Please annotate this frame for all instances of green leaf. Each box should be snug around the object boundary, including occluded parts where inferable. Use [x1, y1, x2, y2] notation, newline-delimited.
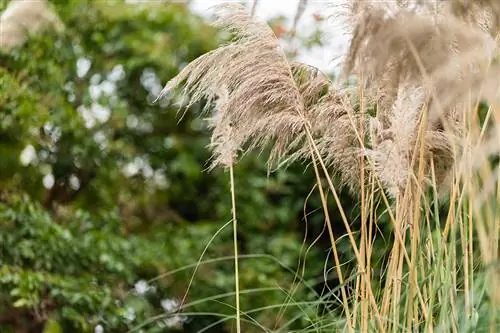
[43, 318, 63, 333]
[12, 298, 29, 308]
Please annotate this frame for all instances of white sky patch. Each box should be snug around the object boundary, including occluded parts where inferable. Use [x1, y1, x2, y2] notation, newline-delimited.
[69, 174, 80, 190]
[93, 131, 108, 149]
[108, 64, 126, 82]
[77, 105, 95, 128]
[124, 307, 136, 322]
[126, 114, 139, 129]
[122, 156, 157, 179]
[163, 136, 175, 149]
[142, 162, 154, 178]
[43, 122, 62, 142]
[90, 73, 102, 85]
[153, 170, 169, 189]
[76, 57, 92, 78]
[20, 145, 37, 166]
[123, 161, 139, 177]
[77, 103, 111, 128]
[158, 298, 186, 328]
[91, 103, 111, 123]
[161, 298, 180, 312]
[190, 0, 350, 74]
[99, 80, 116, 96]
[43, 173, 55, 189]
[134, 280, 150, 295]
[89, 85, 101, 100]
[158, 316, 186, 329]
[140, 68, 163, 96]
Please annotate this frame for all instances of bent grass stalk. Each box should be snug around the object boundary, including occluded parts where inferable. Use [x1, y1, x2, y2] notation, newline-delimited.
[178, 219, 233, 309]
[305, 127, 386, 332]
[229, 164, 241, 333]
[308, 140, 354, 333]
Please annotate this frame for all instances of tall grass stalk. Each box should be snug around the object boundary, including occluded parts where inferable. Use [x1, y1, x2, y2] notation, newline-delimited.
[229, 165, 241, 333]
[309, 141, 354, 333]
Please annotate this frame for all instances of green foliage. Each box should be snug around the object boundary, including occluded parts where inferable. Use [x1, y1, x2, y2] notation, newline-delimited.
[0, 195, 138, 331]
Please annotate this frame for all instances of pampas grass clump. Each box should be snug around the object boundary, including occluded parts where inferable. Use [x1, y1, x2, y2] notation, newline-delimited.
[158, 1, 499, 332]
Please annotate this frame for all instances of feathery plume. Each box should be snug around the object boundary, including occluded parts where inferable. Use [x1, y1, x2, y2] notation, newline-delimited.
[445, 0, 500, 37]
[156, 3, 307, 169]
[157, 3, 363, 193]
[343, 1, 499, 196]
[289, 62, 364, 191]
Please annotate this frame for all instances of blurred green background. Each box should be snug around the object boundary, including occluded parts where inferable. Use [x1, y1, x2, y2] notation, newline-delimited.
[0, 1, 376, 332]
